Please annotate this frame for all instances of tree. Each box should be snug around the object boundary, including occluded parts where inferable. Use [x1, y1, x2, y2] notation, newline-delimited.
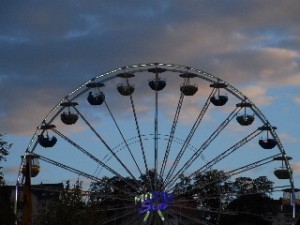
[0, 133, 15, 225]
[220, 176, 276, 225]
[36, 169, 278, 225]
[0, 133, 12, 185]
[36, 180, 86, 225]
[89, 176, 138, 225]
[192, 170, 232, 224]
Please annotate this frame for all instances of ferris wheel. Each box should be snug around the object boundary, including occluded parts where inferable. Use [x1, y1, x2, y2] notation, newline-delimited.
[17, 63, 295, 225]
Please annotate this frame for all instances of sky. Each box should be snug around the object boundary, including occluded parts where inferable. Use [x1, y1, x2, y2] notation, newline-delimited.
[1, 1, 300, 197]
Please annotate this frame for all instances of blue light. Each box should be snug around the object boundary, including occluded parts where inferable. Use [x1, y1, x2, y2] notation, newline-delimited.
[134, 192, 173, 214]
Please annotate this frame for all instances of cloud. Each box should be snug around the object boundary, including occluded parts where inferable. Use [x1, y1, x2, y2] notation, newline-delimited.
[292, 162, 300, 177]
[295, 97, 300, 104]
[2, 166, 19, 175]
[278, 132, 300, 144]
[241, 85, 276, 106]
[1, 0, 300, 137]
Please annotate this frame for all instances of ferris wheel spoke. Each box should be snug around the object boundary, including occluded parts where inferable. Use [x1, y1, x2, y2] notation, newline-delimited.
[102, 208, 138, 224]
[154, 80, 159, 190]
[129, 95, 149, 172]
[168, 208, 215, 225]
[123, 214, 141, 225]
[163, 88, 217, 187]
[32, 153, 136, 197]
[87, 194, 133, 203]
[175, 202, 275, 224]
[164, 210, 189, 225]
[51, 128, 141, 192]
[99, 205, 136, 212]
[93, 197, 133, 204]
[225, 153, 281, 178]
[159, 93, 185, 181]
[145, 212, 155, 225]
[164, 107, 242, 189]
[72, 106, 138, 181]
[189, 129, 263, 178]
[172, 204, 238, 219]
[129, 94, 153, 192]
[169, 154, 279, 196]
[162, 214, 174, 225]
[104, 100, 143, 177]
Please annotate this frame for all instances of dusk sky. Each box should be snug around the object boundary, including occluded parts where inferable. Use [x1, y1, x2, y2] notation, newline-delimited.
[1, 0, 300, 195]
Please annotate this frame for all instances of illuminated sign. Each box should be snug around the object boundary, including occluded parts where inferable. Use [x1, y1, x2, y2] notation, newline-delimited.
[134, 192, 173, 222]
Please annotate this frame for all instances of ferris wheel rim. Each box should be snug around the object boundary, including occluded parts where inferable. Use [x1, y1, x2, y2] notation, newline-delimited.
[16, 62, 296, 224]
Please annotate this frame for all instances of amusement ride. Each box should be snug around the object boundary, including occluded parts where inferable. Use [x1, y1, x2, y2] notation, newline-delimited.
[16, 63, 296, 225]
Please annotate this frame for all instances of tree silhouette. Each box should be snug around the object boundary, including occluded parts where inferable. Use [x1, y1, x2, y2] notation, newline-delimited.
[220, 176, 276, 225]
[35, 169, 277, 225]
[36, 180, 86, 225]
[0, 133, 15, 225]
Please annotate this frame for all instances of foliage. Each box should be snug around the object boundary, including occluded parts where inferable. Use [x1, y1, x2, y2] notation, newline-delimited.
[35, 170, 277, 225]
[0, 133, 15, 225]
[171, 171, 276, 224]
[0, 133, 12, 186]
[173, 170, 234, 224]
[220, 176, 276, 225]
[233, 176, 273, 195]
[36, 180, 86, 225]
[228, 176, 276, 213]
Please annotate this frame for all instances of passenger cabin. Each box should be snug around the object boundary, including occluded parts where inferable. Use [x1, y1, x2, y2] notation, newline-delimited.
[274, 169, 291, 179]
[38, 124, 57, 148]
[87, 91, 105, 105]
[38, 134, 57, 148]
[259, 138, 277, 149]
[60, 102, 79, 125]
[258, 125, 277, 149]
[148, 78, 166, 91]
[86, 82, 105, 105]
[180, 84, 198, 96]
[22, 155, 40, 177]
[148, 67, 166, 91]
[179, 73, 198, 96]
[117, 84, 135, 96]
[236, 102, 255, 126]
[116, 72, 135, 96]
[273, 156, 292, 180]
[210, 95, 228, 106]
[210, 82, 228, 106]
[281, 188, 300, 207]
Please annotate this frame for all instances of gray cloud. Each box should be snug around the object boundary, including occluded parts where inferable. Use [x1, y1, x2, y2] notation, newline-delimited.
[1, 0, 300, 134]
